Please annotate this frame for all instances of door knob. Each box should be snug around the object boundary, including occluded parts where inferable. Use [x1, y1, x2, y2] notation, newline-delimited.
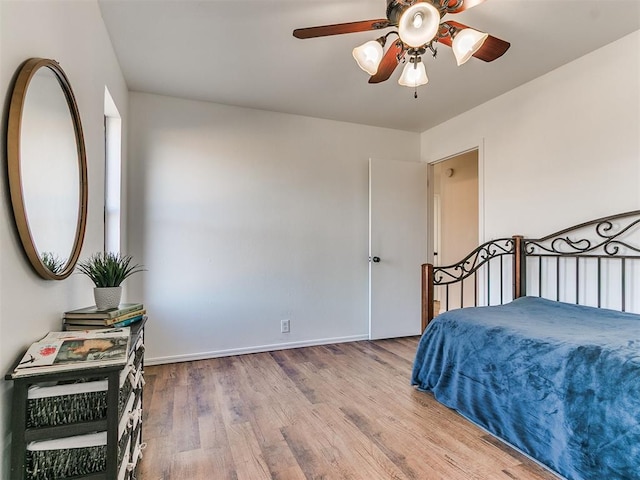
[370, 256, 381, 263]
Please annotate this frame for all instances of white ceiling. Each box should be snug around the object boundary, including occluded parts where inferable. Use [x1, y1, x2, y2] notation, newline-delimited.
[98, 0, 640, 132]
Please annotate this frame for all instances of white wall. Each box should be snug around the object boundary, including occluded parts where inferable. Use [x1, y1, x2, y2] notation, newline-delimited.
[127, 93, 420, 363]
[0, 1, 128, 475]
[422, 30, 640, 240]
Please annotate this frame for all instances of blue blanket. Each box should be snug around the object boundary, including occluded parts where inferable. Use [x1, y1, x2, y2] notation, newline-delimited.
[411, 296, 640, 480]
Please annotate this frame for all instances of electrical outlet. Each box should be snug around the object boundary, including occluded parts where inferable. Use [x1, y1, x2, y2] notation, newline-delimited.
[281, 319, 290, 333]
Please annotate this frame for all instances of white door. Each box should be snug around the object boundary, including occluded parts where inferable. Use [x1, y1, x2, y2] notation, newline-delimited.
[369, 158, 427, 340]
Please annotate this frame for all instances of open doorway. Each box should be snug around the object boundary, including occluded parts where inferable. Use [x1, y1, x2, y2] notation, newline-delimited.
[431, 149, 479, 312]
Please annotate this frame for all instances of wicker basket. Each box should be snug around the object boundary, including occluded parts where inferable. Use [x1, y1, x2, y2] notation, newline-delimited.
[27, 371, 133, 428]
[27, 443, 106, 479]
[26, 430, 131, 480]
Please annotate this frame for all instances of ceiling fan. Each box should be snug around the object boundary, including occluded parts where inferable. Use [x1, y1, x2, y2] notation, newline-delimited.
[293, 0, 510, 93]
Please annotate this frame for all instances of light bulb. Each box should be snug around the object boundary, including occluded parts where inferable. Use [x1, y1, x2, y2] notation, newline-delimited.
[412, 12, 423, 29]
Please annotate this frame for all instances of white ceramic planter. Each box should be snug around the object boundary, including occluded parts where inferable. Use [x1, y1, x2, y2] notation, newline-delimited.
[94, 286, 122, 311]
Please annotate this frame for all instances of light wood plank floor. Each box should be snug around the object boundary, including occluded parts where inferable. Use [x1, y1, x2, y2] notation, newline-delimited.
[139, 337, 559, 480]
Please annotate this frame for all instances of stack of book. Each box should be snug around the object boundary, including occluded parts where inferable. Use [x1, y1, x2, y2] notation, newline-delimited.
[63, 303, 145, 331]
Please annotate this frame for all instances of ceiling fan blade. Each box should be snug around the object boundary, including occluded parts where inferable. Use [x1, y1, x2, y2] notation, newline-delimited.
[369, 39, 406, 84]
[293, 19, 391, 39]
[471, 34, 510, 62]
[438, 21, 510, 62]
[447, 0, 486, 14]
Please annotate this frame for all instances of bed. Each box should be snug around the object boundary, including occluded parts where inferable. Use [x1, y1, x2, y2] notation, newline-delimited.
[412, 211, 640, 480]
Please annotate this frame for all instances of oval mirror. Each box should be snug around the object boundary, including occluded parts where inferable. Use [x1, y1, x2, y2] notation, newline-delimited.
[7, 58, 88, 280]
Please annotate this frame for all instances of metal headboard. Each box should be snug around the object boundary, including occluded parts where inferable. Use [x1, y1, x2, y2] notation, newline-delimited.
[422, 210, 640, 330]
[521, 211, 640, 312]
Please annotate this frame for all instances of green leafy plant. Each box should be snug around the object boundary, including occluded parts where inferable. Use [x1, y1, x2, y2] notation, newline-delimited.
[40, 252, 66, 275]
[76, 252, 145, 287]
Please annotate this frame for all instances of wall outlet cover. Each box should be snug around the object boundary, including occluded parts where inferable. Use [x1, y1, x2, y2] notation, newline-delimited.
[281, 319, 290, 333]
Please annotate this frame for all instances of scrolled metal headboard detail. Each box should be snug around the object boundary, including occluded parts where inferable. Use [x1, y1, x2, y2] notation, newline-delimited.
[520, 210, 640, 312]
[524, 211, 640, 257]
[433, 238, 514, 285]
[422, 237, 517, 330]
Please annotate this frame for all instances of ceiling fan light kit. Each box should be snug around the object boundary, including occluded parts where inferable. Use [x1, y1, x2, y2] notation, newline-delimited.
[293, 0, 510, 97]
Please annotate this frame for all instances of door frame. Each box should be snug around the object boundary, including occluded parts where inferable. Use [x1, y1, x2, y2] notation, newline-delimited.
[426, 139, 485, 265]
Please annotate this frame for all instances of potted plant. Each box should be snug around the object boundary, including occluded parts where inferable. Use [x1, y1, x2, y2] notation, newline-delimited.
[76, 252, 145, 310]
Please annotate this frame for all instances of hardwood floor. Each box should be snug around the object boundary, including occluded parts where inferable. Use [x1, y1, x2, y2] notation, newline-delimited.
[139, 337, 559, 480]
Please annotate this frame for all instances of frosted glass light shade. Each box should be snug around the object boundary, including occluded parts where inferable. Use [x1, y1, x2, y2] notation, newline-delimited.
[452, 28, 489, 66]
[352, 40, 384, 75]
[398, 58, 428, 87]
[398, 3, 440, 48]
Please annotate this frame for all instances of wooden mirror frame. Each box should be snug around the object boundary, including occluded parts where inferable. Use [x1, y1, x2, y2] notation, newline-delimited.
[7, 58, 88, 280]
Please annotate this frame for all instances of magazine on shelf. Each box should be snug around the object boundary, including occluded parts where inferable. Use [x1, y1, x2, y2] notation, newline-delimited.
[11, 328, 130, 378]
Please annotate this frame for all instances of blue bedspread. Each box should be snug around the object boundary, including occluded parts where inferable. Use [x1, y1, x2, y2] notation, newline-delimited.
[411, 296, 640, 480]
